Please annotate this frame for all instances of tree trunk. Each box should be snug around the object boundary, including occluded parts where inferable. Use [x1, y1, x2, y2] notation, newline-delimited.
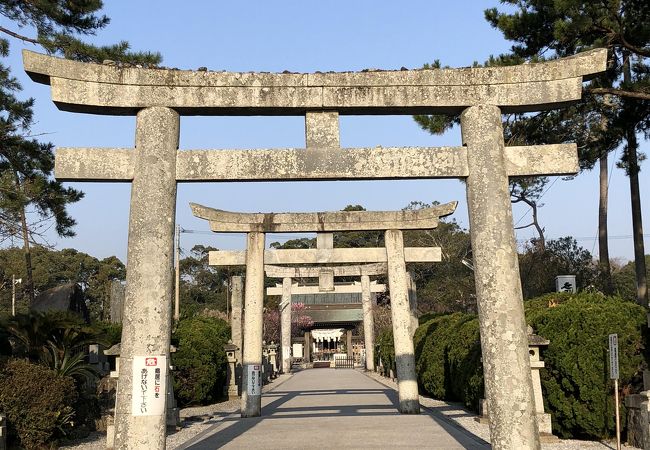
[626, 128, 648, 307]
[623, 51, 648, 307]
[14, 173, 34, 304]
[598, 152, 614, 294]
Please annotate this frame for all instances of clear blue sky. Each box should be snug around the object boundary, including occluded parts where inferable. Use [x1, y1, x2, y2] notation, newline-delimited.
[3, 0, 648, 264]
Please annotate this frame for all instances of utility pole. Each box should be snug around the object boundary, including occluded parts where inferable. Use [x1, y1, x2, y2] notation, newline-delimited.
[174, 224, 181, 321]
[12, 275, 22, 316]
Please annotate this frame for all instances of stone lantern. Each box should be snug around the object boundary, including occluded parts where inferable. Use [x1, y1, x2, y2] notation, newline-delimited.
[224, 341, 239, 400]
[268, 342, 279, 379]
[527, 326, 554, 439]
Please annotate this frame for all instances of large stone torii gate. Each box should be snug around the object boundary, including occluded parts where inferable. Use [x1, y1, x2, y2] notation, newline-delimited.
[23, 48, 607, 450]
[193, 202, 453, 418]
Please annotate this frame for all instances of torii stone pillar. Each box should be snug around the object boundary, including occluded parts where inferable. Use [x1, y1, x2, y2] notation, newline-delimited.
[230, 276, 244, 370]
[360, 274, 375, 371]
[280, 277, 292, 373]
[241, 232, 265, 417]
[114, 107, 179, 449]
[407, 271, 418, 338]
[462, 105, 538, 448]
[385, 229, 420, 414]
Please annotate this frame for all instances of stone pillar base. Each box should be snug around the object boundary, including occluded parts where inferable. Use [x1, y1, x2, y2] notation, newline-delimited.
[106, 423, 115, 449]
[536, 413, 554, 437]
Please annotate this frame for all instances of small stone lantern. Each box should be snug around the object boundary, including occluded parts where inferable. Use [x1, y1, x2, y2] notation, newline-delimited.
[224, 341, 239, 400]
[527, 326, 553, 438]
[268, 342, 278, 378]
[476, 328, 555, 440]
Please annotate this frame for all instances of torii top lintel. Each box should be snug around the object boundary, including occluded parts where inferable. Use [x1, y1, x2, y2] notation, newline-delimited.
[190, 201, 457, 233]
[23, 48, 607, 115]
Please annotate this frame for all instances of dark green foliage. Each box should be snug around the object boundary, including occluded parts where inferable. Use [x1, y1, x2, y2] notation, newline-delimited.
[403, 201, 475, 314]
[374, 329, 395, 377]
[179, 245, 233, 317]
[414, 313, 483, 410]
[612, 255, 650, 303]
[0, 358, 77, 449]
[172, 316, 230, 406]
[2, 311, 106, 383]
[0, 246, 125, 319]
[92, 321, 122, 347]
[518, 237, 599, 299]
[409, 292, 647, 439]
[527, 292, 647, 439]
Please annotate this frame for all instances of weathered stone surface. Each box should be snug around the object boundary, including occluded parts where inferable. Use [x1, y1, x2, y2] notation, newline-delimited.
[55, 142, 577, 182]
[230, 276, 243, 367]
[55, 143, 577, 182]
[209, 247, 441, 266]
[24, 48, 607, 114]
[504, 144, 578, 177]
[266, 282, 385, 296]
[191, 202, 456, 232]
[461, 105, 539, 449]
[265, 263, 388, 278]
[360, 275, 375, 372]
[306, 111, 339, 148]
[179, 146, 467, 181]
[385, 229, 420, 414]
[280, 277, 292, 374]
[241, 232, 265, 418]
[114, 107, 179, 450]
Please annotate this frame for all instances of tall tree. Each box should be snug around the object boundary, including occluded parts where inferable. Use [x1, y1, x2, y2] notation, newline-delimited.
[484, 0, 649, 305]
[0, 1, 161, 302]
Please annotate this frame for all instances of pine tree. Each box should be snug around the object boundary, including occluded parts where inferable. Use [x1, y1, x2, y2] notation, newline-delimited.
[0, 1, 161, 302]
[484, 0, 649, 305]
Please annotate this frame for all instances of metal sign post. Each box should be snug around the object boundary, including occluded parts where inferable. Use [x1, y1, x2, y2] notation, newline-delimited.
[609, 334, 620, 450]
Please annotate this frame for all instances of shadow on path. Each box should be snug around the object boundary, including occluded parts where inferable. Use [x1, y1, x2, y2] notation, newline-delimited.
[176, 370, 489, 449]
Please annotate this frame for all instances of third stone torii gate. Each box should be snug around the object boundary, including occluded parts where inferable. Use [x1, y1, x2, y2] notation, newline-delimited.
[23, 47, 607, 449]
[192, 202, 455, 417]
[265, 262, 396, 374]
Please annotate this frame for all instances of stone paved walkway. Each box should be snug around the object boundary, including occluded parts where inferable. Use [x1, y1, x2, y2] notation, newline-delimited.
[175, 368, 489, 449]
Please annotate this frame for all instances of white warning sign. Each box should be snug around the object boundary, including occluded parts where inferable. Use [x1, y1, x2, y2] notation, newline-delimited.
[132, 355, 167, 416]
[248, 364, 261, 396]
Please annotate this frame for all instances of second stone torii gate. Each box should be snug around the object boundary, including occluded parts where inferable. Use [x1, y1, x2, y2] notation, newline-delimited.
[192, 202, 456, 416]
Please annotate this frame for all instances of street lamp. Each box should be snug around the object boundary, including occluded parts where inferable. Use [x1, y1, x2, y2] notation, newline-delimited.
[12, 275, 22, 316]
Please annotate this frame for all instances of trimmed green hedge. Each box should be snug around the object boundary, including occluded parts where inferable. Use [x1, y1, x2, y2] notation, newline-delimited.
[172, 316, 230, 406]
[409, 292, 647, 439]
[527, 293, 646, 439]
[375, 329, 395, 377]
[0, 359, 77, 449]
[414, 313, 483, 411]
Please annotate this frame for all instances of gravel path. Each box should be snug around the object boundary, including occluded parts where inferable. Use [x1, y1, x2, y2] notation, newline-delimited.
[363, 370, 637, 450]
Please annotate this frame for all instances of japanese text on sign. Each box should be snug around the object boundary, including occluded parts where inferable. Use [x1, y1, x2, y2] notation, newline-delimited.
[248, 364, 261, 396]
[609, 334, 619, 380]
[132, 355, 167, 416]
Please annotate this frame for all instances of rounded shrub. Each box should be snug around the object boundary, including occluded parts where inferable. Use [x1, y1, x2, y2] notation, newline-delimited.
[172, 316, 230, 406]
[0, 359, 77, 449]
[414, 313, 483, 410]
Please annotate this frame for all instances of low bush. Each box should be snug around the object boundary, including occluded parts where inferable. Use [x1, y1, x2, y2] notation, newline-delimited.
[172, 316, 230, 406]
[527, 292, 647, 439]
[375, 329, 395, 377]
[414, 313, 483, 410]
[409, 292, 647, 439]
[0, 359, 78, 449]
